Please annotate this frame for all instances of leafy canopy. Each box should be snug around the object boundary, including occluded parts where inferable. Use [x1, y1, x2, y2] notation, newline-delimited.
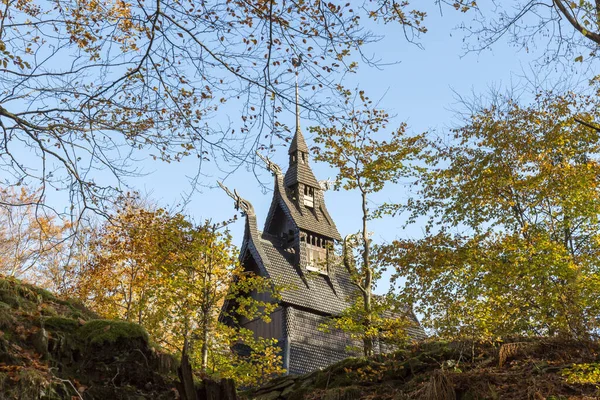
[311, 88, 423, 355]
[385, 92, 600, 340]
[76, 197, 283, 385]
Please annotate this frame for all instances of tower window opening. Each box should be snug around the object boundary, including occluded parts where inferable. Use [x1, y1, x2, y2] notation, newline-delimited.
[303, 185, 314, 207]
[306, 236, 328, 275]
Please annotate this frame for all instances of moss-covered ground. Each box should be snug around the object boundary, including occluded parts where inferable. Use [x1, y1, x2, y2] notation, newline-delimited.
[5, 274, 600, 400]
[247, 339, 600, 400]
[0, 275, 178, 399]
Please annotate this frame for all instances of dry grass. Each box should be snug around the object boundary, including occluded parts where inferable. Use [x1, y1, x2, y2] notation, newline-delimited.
[421, 369, 455, 400]
[498, 342, 531, 367]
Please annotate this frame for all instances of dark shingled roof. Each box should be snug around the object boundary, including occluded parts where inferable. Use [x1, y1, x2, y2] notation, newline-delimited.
[285, 126, 320, 189]
[284, 161, 320, 188]
[272, 126, 342, 240]
[257, 234, 428, 341]
[285, 198, 341, 241]
[288, 126, 309, 154]
[289, 340, 354, 375]
[260, 235, 354, 315]
[267, 166, 342, 241]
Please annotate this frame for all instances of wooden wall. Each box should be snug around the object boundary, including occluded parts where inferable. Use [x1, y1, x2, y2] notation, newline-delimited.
[242, 307, 283, 340]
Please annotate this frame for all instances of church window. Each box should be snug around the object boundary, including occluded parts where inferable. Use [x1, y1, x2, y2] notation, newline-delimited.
[306, 239, 328, 275]
[291, 154, 297, 163]
[300, 153, 306, 163]
[303, 185, 314, 208]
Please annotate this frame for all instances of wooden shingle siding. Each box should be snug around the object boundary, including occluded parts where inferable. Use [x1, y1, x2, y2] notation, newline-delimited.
[289, 341, 356, 375]
[260, 236, 357, 315]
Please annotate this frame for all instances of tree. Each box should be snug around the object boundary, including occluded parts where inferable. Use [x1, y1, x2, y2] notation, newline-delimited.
[0, 186, 82, 292]
[310, 88, 423, 356]
[319, 291, 413, 355]
[0, 0, 433, 220]
[77, 197, 167, 323]
[77, 198, 283, 385]
[385, 91, 600, 340]
[459, 1, 600, 67]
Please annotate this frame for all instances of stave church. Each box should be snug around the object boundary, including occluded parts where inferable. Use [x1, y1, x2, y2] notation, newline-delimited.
[219, 93, 425, 375]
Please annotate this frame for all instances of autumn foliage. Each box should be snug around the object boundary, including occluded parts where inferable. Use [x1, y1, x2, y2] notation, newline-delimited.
[0, 187, 81, 293]
[74, 198, 284, 386]
[385, 92, 600, 341]
[311, 88, 423, 355]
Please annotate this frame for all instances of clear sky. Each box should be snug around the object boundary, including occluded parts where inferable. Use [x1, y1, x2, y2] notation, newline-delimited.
[107, 4, 584, 293]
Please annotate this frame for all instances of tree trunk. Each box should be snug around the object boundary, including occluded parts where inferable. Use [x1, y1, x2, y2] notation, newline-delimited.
[361, 191, 373, 357]
[201, 315, 209, 372]
[177, 337, 198, 400]
[362, 290, 373, 357]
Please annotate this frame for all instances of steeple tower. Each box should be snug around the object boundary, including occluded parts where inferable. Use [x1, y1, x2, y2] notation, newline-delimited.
[285, 61, 319, 189]
[289, 75, 308, 154]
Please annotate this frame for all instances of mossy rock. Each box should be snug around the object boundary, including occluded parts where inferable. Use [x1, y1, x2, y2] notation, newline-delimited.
[287, 386, 309, 400]
[257, 375, 296, 393]
[43, 316, 80, 332]
[0, 277, 178, 399]
[66, 299, 98, 320]
[0, 367, 68, 400]
[78, 319, 149, 346]
[0, 337, 20, 365]
[0, 302, 15, 329]
[313, 369, 354, 389]
[22, 284, 56, 303]
[0, 289, 20, 308]
[39, 303, 58, 317]
[328, 357, 370, 375]
[382, 362, 408, 381]
[321, 386, 363, 400]
[14, 284, 44, 304]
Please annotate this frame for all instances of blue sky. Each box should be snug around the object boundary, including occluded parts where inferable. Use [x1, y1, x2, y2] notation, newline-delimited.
[110, 4, 585, 292]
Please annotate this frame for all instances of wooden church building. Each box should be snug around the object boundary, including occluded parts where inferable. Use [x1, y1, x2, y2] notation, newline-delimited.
[219, 107, 425, 375]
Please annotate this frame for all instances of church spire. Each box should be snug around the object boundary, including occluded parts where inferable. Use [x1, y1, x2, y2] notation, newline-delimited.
[295, 69, 300, 134]
[285, 57, 319, 189]
[289, 57, 309, 155]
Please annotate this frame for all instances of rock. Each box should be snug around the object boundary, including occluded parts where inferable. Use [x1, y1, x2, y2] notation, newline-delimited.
[296, 377, 314, 391]
[256, 377, 295, 393]
[31, 327, 48, 358]
[280, 383, 296, 398]
[254, 390, 282, 400]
